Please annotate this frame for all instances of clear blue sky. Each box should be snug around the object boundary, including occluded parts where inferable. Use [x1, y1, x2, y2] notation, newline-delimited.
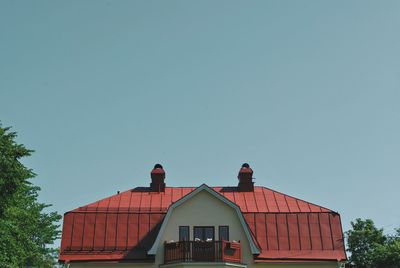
[1, 0, 399, 245]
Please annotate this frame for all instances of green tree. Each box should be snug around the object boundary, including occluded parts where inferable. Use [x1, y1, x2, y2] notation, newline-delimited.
[346, 218, 400, 268]
[368, 228, 400, 268]
[0, 125, 61, 267]
[0, 126, 34, 216]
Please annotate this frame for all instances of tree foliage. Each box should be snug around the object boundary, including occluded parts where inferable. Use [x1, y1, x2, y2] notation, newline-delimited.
[0, 125, 61, 267]
[346, 218, 400, 268]
[0, 126, 34, 216]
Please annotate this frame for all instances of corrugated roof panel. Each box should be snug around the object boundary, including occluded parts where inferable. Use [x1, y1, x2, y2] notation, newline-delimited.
[254, 189, 269, 212]
[150, 213, 163, 231]
[212, 187, 221, 192]
[233, 191, 247, 211]
[309, 203, 323, 212]
[220, 190, 235, 204]
[97, 198, 110, 212]
[266, 214, 278, 250]
[127, 213, 139, 248]
[320, 213, 333, 250]
[150, 193, 162, 211]
[274, 192, 289, 212]
[286, 197, 301, 213]
[71, 213, 85, 250]
[140, 193, 151, 211]
[82, 213, 96, 250]
[243, 213, 255, 231]
[182, 187, 195, 197]
[309, 214, 322, 250]
[263, 188, 279, 212]
[93, 213, 106, 250]
[86, 200, 99, 211]
[243, 192, 258, 212]
[116, 213, 128, 250]
[60, 213, 74, 251]
[276, 214, 289, 250]
[138, 214, 150, 242]
[161, 190, 172, 210]
[251, 212, 346, 261]
[287, 214, 300, 250]
[171, 188, 181, 202]
[297, 199, 311, 212]
[108, 195, 121, 211]
[330, 214, 344, 250]
[129, 192, 142, 211]
[119, 192, 131, 211]
[255, 213, 268, 250]
[104, 213, 117, 249]
[298, 213, 311, 250]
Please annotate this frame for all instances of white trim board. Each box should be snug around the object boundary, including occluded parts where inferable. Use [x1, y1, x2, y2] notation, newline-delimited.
[147, 184, 260, 255]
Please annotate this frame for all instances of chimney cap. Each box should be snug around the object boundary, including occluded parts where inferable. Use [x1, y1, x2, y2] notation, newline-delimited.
[154, 163, 163, 169]
[242, 163, 250, 168]
[151, 164, 165, 174]
[150, 163, 166, 192]
[241, 163, 250, 169]
[239, 163, 253, 174]
[238, 163, 254, 191]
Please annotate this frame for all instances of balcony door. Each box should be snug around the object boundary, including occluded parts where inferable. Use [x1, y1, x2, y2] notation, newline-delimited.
[193, 227, 215, 261]
[194, 226, 214, 241]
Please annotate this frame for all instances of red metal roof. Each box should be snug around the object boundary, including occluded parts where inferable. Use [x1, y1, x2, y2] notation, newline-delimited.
[71, 186, 333, 213]
[59, 186, 345, 263]
[244, 212, 345, 261]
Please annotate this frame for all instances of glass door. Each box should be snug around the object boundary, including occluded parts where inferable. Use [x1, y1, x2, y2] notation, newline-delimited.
[193, 227, 215, 261]
[194, 226, 214, 241]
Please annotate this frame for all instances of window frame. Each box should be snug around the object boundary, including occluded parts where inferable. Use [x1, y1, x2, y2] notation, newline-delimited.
[218, 226, 229, 241]
[179, 226, 190, 241]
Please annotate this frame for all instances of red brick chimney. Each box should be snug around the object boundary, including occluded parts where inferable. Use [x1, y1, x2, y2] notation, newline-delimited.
[150, 164, 166, 192]
[238, 163, 254, 191]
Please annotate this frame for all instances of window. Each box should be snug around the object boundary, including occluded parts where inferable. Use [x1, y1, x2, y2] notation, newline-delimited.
[194, 226, 214, 241]
[219, 226, 229, 241]
[179, 226, 190, 241]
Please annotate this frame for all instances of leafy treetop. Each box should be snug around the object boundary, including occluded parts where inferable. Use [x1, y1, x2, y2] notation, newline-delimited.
[0, 124, 62, 267]
[346, 218, 400, 268]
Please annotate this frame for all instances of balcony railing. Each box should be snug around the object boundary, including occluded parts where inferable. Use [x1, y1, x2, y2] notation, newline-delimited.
[164, 240, 241, 264]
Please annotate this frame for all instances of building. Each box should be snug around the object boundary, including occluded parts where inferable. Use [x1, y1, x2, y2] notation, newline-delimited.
[59, 164, 346, 267]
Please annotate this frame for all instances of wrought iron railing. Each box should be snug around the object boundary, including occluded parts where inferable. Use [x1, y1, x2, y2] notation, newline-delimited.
[164, 240, 241, 264]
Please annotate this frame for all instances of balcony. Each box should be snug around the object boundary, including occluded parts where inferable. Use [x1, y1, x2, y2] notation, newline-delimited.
[164, 240, 241, 264]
